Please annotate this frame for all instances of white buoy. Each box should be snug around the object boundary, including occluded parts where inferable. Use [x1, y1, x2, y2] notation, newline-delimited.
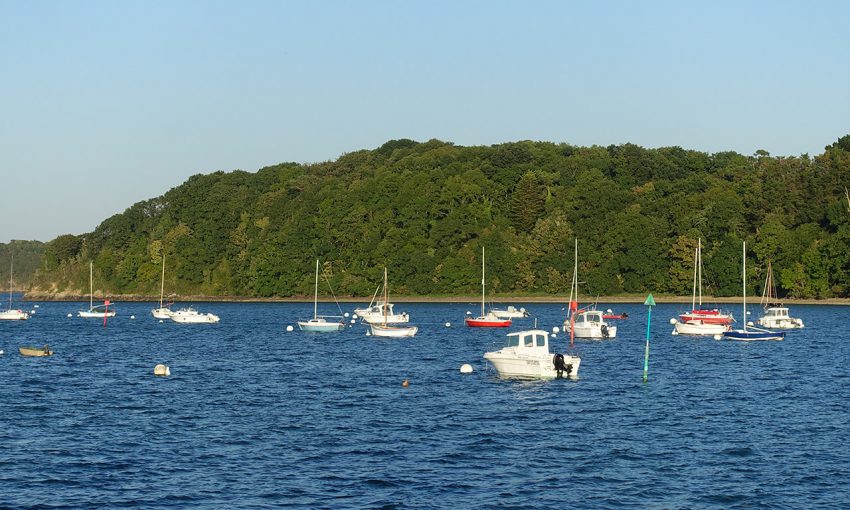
[344, 312, 349, 318]
[552, 326, 560, 333]
[0, 349, 4, 355]
[31, 310, 36, 314]
[34, 305, 39, 308]
[350, 319, 356, 324]
[159, 320, 164, 323]
[672, 330, 679, 336]
[714, 334, 722, 340]
[460, 363, 473, 374]
[747, 321, 754, 327]
[551, 333, 557, 338]
[153, 364, 170, 377]
[746, 311, 751, 315]
[669, 318, 678, 325]
[466, 310, 472, 315]
[130, 315, 135, 319]
[286, 325, 294, 332]
[352, 313, 358, 319]
[445, 322, 451, 327]
[366, 331, 371, 336]
[67, 313, 72, 318]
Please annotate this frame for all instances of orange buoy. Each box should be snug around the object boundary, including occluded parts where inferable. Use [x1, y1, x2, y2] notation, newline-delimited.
[402, 379, 409, 388]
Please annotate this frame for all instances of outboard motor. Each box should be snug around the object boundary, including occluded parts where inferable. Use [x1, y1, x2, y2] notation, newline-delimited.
[601, 324, 609, 338]
[553, 353, 570, 379]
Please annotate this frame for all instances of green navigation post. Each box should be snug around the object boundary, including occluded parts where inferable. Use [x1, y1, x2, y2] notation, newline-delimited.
[643, 294, 655, 383]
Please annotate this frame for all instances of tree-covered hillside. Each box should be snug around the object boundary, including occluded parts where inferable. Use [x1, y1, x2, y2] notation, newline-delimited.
[29, 136, 850, 299]
[0, 241, 45, 291]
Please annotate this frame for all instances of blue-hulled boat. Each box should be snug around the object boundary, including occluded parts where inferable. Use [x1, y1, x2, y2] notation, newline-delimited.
[722, 241, 784, 341]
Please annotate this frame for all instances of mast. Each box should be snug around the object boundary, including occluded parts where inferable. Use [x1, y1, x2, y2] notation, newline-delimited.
[8, 256, 13, 310]
[159, 253, 166, 308]
[697, 238, 703, 308]
[89, 261, 94, 310]
[690, 246, 697, 310]
[480, 247, 485, 317]
[313, 259, 319, 320]
[383, 267, 389, 326]
[569, 238, 578, 346]
[742, 241, 747, 332]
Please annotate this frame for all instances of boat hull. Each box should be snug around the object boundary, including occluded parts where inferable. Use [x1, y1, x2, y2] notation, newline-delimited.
[298, 320, 345, 332]
[78, 310, 117, 318]
[484, 352, 581, 379]
[722, 329, 785, 341]
[679, 310, 733, 325]
[19, 346, 53, 357]
[151, 308, 174, 319]
[0, 309, 29, 320]
[573, 324, 617, 339]
[757, 317, 804, 329]
[361, 313, 410, 324]
[673, 320, 728, 336]
[370, 324, 418, 337]
[465, 317, 512, 327]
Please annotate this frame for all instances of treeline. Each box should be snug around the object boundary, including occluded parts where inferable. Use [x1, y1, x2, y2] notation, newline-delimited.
[29, 136, 850, 299]
[0, 241, 45, 291]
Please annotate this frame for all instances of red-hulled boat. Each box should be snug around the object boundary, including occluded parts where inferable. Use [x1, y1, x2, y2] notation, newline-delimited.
[465, 313, 512, 328]
[678, 309, 733, 325]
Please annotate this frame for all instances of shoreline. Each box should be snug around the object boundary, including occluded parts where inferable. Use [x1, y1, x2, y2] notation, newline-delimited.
[20, 293, 850, 306]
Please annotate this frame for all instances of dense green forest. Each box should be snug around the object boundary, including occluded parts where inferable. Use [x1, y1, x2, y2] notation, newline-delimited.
[0, 241, 45, 291]
[28, 136, 850, 299]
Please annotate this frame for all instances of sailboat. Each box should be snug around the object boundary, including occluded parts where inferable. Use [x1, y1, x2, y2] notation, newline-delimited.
[723, 242, 785, 341]
[298, 259, 345, 332]
[370, 267, 418, 337]
[671, 238, 730, 336]
[78, 262, 116, 318]
[677, 238, 733, 326]
[562, 239, 617, 340]
[757, 261, 804, 329]
[0, 256, 29, 320]
[151, 254, 174, 319]
[465, 247, 511, 327]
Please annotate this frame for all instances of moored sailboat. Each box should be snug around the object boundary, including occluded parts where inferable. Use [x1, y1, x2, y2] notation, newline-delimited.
[370, 267, 418, 337]
[757, 261, 804, 329]
[723, 242, 785, 341]
[465, 247, 511, 328]
[78, 262, 116, 318]
[0, 257, 29, 320]
[298, 259, 345, 332]
[672, 238, 732, 336]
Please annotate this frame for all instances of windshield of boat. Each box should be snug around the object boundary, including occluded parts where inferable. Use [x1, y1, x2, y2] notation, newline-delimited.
[505, 335, 520, 348]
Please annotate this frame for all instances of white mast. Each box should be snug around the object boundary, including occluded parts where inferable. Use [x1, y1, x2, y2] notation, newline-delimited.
[159, 253, 166, 309]
[89, 261, 94, 310]
[480, 247, 486, 317]
[383, 267, 389, 326]
[691, 242, 698, 311]
[8, 256, 13, 310]
[313, 259, 319, 320]
[697, 238, 703, 308]
[742, 241, 747, 332]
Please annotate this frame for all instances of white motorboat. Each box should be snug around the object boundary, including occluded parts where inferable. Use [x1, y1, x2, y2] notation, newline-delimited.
[297, 259, 345, 332]
[757, 262, 803, 329]
[78, 262, 116, 318]
[562, 239, 614, 339]
[360, 302, 410, 324]
[484, 329, 581, 379]
[169, 307, 220, 324]
[369, 267, 418, 337]
[151, 253, 174, 319]
[671, 319, 729, 336]
[1, 256, 29, 320]
[758, 307, 804, 329]
[572, 309, 617, 339]
[491, 305, 528, 319]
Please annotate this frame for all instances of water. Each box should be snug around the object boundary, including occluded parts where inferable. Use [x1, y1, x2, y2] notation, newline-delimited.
[1, 301, 849, 509]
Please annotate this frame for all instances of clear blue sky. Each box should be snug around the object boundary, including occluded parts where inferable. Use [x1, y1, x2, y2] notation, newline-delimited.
[2, 0, 848, 243]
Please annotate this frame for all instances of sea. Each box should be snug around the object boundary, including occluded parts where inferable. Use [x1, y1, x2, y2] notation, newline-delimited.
[1, 299, 849, 509]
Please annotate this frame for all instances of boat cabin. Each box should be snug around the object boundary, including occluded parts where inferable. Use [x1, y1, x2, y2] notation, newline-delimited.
[502, 329, 550, 353]
[575, 310, 604, 325]
[762, 307, 790, 318]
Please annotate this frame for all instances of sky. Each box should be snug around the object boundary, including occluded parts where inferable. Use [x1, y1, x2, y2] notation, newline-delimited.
[2, 0, 849, 243]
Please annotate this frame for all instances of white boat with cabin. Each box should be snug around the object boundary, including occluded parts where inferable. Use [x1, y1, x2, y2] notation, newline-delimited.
[757, 261, 803, 329]
[491, 305, 528, 319]
[169, 307, 220, 324]
[0, 257, 29, 320]
[370, 267, 418, 337]
[298, 259, 345, 332]
[563, 239, 616, 339]
[484, 329, 580, 379]
[78, 262, 116, 318]
[151, 254, 174, 319]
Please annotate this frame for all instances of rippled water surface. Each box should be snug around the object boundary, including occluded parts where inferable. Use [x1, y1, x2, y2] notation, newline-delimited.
[2, 301, 849, 509]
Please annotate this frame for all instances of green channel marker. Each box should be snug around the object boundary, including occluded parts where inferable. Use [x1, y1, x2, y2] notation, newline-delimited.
[643, 294, 655, 383]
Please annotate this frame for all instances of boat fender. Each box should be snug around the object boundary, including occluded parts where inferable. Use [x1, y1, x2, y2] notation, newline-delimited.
[601, 324, 609, 338]
[553, 353, 568, 379]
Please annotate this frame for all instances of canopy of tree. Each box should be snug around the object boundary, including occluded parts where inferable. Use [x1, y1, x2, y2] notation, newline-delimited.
[0, 241, 45, 291]
[29, 136, 850, 299]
